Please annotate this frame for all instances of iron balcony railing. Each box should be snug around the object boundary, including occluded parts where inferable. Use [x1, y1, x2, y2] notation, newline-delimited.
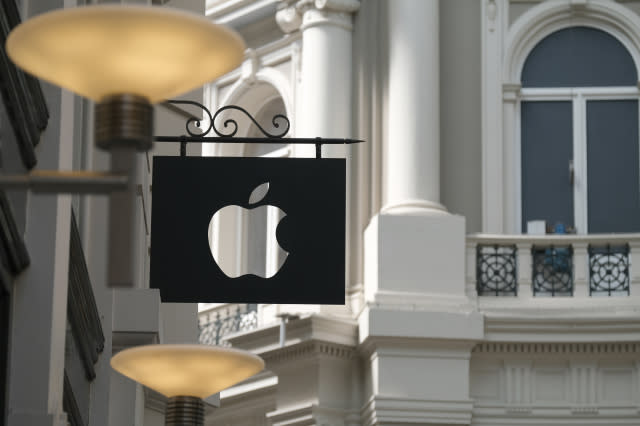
[468, 234, 639, 298]
[198, 303, 258, 346]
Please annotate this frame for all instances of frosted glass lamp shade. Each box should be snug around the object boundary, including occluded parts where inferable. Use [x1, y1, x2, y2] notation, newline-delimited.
[5, 5, 245, 103]
[111, 344, 264, 398]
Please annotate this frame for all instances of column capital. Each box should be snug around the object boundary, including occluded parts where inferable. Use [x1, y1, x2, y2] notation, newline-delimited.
[276, 0, 360, 33]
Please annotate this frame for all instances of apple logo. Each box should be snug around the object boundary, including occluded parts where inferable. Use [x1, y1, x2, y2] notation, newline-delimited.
[208, 182, 289, 278]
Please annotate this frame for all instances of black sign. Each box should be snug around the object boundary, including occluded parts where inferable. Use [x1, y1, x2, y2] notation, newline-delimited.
[150, 156, 345, 304]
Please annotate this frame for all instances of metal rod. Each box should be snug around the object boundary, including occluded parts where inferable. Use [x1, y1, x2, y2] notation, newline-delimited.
[0, 171, 128, 193]
[154, 135, 364, 145]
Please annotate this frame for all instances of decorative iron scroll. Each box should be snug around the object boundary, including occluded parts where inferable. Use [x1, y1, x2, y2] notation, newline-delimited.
[532, 245, 573, 296]
[476, 245, 517, 296]
[589, 244, 630, 296]
[164, 100, 290, 138]
[198, 304, 258, 346]
[157, 101, 363, 159]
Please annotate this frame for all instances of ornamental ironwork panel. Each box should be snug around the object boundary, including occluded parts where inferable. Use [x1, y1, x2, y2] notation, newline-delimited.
[199, 304, 258, 346]
[532, 245, 573, 296]
[589, 244, 630, 296]
[476, 245, 517, 296]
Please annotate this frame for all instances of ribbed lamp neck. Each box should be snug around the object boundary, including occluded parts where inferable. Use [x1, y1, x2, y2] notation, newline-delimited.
[165, 396, 204, 426]
[95, 94, 153, 152]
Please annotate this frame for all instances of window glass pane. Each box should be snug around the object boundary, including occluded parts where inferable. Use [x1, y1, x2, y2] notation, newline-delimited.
[521, 101, 574, 232]
[587, 100, 640, 232]
[522, 27, 637, 87]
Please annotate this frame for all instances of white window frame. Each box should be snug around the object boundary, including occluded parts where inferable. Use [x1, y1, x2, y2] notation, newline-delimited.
[517, 86, 640, 234]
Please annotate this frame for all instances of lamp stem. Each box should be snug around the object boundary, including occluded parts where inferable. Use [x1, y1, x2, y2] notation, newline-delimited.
[165, 396, 204, 426]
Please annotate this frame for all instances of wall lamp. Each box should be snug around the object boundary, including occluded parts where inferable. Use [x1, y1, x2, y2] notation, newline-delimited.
[111, 345, 264, 426]
[3, 4, 245, 287]
[6, 5, 244, 153]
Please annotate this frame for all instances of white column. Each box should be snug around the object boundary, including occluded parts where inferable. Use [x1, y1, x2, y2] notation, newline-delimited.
[383, 0, 445, 215]
[364, 0, 468, 305]
[277, 0, 359, 155]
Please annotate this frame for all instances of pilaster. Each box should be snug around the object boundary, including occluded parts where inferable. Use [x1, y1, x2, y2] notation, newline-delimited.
[358, 334, 480, 426]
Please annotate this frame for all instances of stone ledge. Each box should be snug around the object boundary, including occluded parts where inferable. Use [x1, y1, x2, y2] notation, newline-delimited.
[361, 396, 474, 426]
[358, 306, 484, 347]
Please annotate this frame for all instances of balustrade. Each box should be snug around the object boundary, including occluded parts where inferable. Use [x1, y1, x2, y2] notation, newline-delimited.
[467, 234, 640, 298]
[198, 303, 258, 346]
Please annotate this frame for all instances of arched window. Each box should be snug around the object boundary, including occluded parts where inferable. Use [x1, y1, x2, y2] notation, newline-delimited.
[520, 26, 640, 233]
[207, 86, 291, 278]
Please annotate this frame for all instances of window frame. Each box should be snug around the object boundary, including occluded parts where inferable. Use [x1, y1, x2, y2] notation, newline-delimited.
[517, 86, 640, 234]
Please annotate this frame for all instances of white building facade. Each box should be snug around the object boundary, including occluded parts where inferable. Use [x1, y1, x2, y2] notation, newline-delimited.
[200, 1, 640, 425]
[1, 0, 640, 425]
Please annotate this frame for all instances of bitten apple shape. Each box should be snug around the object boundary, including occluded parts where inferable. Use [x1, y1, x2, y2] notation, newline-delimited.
[208, 182, 288, 278]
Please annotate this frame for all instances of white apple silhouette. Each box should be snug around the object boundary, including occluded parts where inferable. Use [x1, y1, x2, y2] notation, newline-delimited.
[208, 182, 289, 278]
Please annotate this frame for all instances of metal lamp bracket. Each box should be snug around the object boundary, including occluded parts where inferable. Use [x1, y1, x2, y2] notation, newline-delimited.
[0, 170, 128, 193]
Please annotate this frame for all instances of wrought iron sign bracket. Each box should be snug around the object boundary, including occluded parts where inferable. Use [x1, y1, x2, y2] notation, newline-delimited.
[0, 102, 363, 193]
[155, 101, 364, 158]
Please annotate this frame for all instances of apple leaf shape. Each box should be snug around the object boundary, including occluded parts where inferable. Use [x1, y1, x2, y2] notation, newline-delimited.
[248, 182, 269, 205]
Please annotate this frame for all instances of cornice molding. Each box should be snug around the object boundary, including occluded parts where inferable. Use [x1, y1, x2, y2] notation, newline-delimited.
[482, 311, 640, 342]
[276, 0, 360, 33]
[358, 336, 479, 360]
[261, 339, 356, 365]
